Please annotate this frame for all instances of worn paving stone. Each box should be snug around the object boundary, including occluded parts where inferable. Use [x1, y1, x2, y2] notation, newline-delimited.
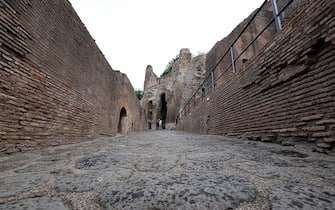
[181, 161, 221, 171]
[0, 196, 71, 210]
[269, 184, 335, 210]
[0, 174, 50, 199]
[14, 160, 69, 173]
[97, 172, 256, 210]
[75, 153, 138, 170]
[0, 161, 28, 172]
[135, 155, 179, 172]
[55, 168, 133, 192]
[186, 151, 233, 162]
[232, 162, 294, 180]
[236, 150, 292, 167]
[0, 130, 334, 209]
[270, 149, 309, 158]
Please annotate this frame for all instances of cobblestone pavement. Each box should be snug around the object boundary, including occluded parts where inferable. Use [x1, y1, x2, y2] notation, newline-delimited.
[0, 130, 334, 210]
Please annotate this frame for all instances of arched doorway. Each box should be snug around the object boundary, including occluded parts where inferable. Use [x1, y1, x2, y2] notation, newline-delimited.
[118, 107, 127, 134]
[148, 101, 153, 129]
[160, 93, 167, 129]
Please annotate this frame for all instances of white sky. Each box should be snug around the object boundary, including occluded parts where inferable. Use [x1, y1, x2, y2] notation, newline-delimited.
[68, 0, 265, 90]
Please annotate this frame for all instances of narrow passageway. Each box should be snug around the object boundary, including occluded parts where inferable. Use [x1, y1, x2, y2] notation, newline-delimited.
[118, 107, 127, 134]
[0, 131, 334, 209]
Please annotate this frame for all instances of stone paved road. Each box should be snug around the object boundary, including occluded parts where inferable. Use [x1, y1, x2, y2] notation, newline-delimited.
[0, 131, 334, 210]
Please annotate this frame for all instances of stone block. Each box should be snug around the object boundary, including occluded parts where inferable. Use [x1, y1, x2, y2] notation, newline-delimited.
[301, 126, 326, 131]
[316, 119, 335, 125]
[226, 133, 242, 137]
[312, 132, 332, 137]
[244, 133, 261, 141]
[291, 132, 308, 137]
[261, 133, 277, 142]
[323, 138, 335, 143]
[281, 140, 295, 146]
[316, 142, 332, 148]
[4, 147, 21, 154]
[308, 138, 317, 142]
[23, 127, 34, 132]
[274, 128, 298, 133]
[301, 114, 324, 121]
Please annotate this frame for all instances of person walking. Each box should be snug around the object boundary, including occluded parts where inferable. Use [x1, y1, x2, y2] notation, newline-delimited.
[156, 119, 160, 130]
[159, 119, 162, 129]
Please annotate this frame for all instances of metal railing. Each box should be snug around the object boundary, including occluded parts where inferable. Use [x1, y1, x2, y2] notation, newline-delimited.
[179, 0, 297, 119]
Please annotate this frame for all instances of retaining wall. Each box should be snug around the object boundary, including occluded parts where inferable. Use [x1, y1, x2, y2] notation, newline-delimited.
[178, 0, 335, 151]
[0, 0, 146, 154]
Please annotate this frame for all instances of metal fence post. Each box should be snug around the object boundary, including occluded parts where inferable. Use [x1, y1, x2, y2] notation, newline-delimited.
[230, 46, 236, 72]
[270, 0, 282, 31]
[211, 71, 215, 91]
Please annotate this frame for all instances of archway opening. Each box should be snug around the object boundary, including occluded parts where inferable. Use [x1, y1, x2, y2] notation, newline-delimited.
[148, 100, 153, 129]
[118, 107, 127, 134]
[160, 93, 167, 129]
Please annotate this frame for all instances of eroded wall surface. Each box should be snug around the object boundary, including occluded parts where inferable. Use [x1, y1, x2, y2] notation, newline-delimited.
[0, 0, 146, 154]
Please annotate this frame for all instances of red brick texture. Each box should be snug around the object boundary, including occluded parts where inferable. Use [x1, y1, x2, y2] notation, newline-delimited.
[178, 0, 335, 150]
[0, 0, 146, 154]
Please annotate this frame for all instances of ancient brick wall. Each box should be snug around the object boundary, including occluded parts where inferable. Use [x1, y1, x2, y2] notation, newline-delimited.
[178, 0, 335, 151]
[0, 0, 146, 154]
[205, 3, 276, 89]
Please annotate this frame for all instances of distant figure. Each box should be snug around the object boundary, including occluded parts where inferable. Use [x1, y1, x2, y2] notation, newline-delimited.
[159, 119, 162, 128]
[156, 119, 160, 130]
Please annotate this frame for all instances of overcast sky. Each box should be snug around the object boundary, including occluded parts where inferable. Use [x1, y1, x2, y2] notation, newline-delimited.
[68, 0, 265, 90]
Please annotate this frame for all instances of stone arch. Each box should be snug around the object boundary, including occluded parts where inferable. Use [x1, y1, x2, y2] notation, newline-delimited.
[118, 107, 127, 134]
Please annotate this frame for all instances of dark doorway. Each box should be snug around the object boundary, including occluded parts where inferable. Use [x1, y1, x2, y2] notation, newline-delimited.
[118, 107, 127, 134]
[160, 93, 167, 129]
[148, 101, 153, 129]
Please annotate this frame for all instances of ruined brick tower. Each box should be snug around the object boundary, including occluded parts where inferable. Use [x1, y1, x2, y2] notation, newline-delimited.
[141, 49, 206, 129]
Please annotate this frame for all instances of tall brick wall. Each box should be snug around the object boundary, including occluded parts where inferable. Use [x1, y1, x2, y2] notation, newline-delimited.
[0, 0, 146, 154]
[178, 0, 335, 151]
[205, 3, 276, 89]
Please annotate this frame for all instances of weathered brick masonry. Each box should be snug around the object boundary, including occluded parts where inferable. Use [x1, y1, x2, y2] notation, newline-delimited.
[178, 0, 335, 151]
[0, 0, 146, 154]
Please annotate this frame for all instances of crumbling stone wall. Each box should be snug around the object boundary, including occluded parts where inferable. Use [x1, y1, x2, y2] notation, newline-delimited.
[143, 65, 160, 91]
[178, 0, 335, 152]
[0, 0, 146, 154]
[141, 49, 206, 128]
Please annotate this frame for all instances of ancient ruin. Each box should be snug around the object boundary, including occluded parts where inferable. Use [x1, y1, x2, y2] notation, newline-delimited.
[141, 49, 206, 129]
[143, 0, 335, 153]
[0, 0, 335, 209]
[0, 0, 334, 153]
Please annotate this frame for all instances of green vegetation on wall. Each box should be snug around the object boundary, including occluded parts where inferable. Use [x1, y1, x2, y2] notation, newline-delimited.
[135, 89, 144, 100]
[160, 55, 179, 77]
